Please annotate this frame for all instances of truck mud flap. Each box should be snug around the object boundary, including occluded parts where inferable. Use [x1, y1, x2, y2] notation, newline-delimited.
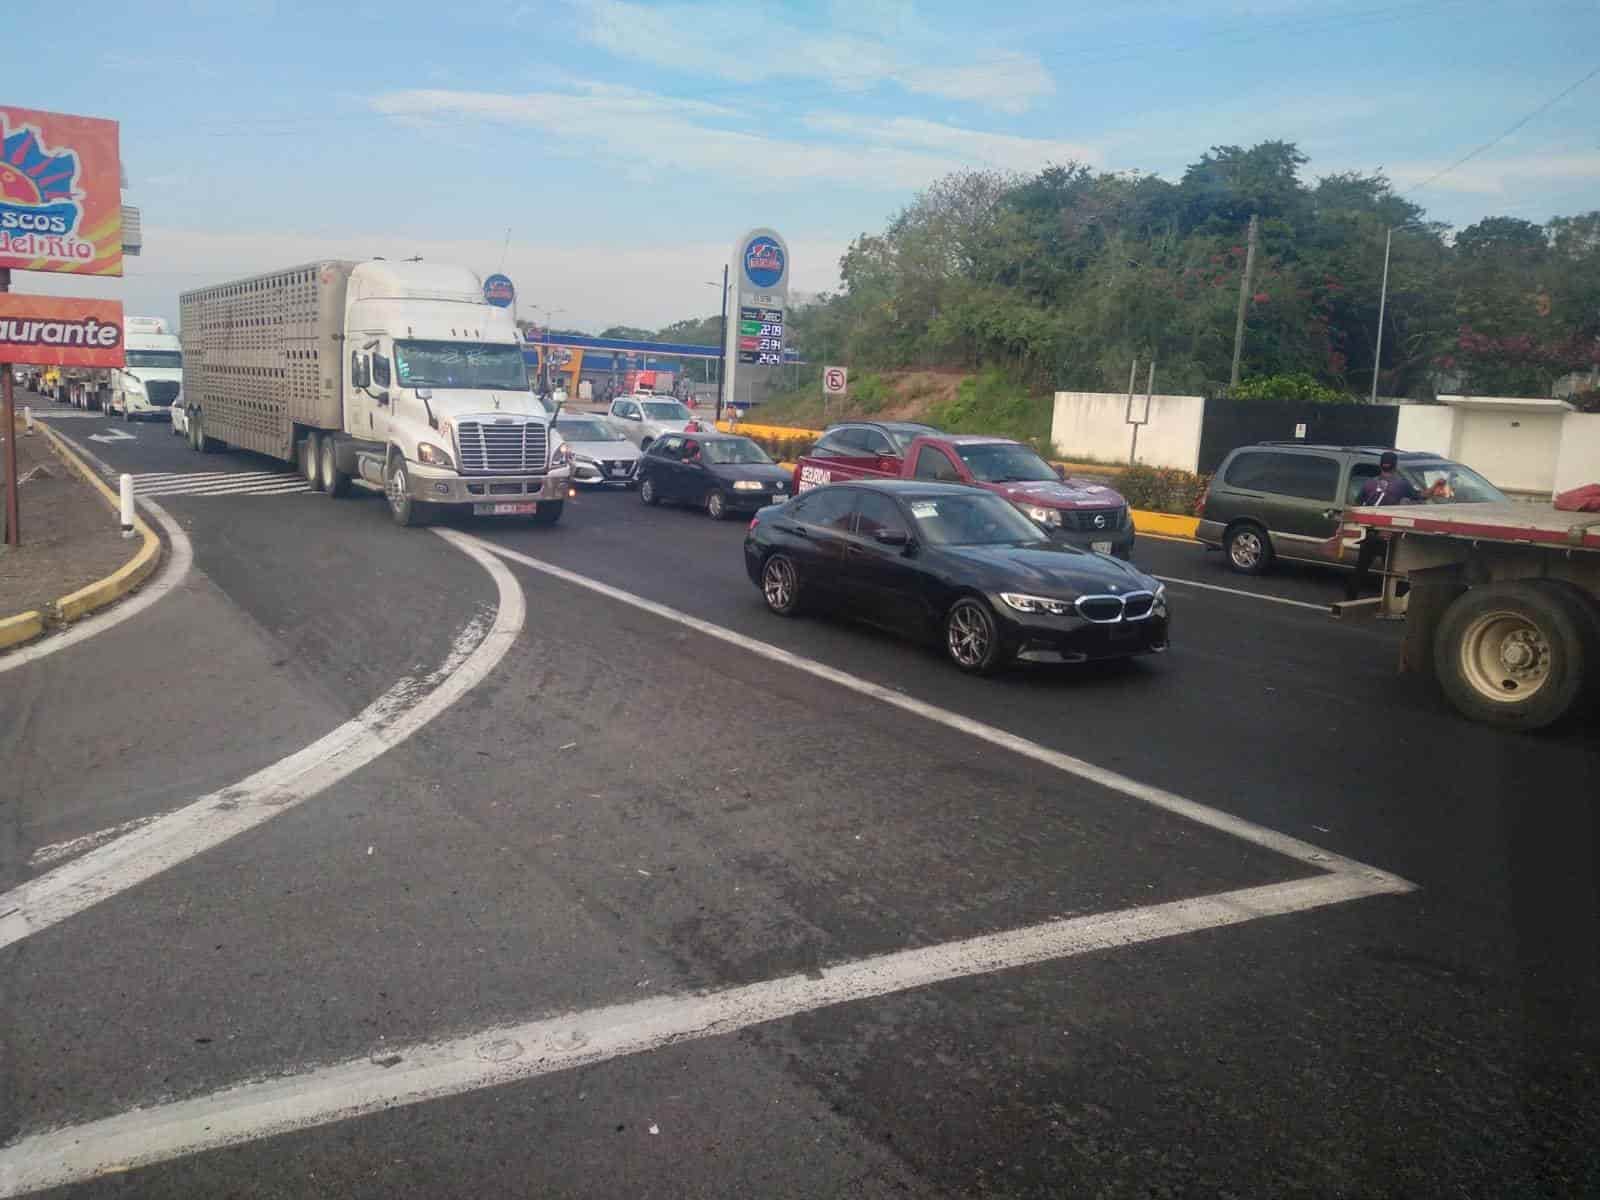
[1400, 564, 1465, 679]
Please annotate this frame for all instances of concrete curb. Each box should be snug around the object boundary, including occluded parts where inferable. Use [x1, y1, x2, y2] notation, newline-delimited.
[0, 423, 163, 652]
[1130, 510, 1200, 540]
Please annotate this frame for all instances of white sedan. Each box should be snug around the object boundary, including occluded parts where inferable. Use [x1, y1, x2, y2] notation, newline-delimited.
[169, 402, 190, 438]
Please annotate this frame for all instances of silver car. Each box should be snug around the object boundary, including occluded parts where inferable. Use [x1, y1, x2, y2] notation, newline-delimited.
[603, 395, 705, 450]
[555, 414, 642, 487]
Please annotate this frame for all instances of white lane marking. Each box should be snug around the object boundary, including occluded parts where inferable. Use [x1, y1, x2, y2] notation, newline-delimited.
[467, 536, 1409, 887]
[0, 530, 524, 950]
[0, 871, 1403, 1196]
[136, 481, 310, 497]
[27, 814, 163, 868]
[1151, 575, 1329, 612]
[0, 481, 193, 676]
[133, 471, 263, 481]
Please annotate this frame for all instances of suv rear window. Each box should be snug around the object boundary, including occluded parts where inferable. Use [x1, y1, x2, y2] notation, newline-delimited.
[1223, 450, 1340, 502]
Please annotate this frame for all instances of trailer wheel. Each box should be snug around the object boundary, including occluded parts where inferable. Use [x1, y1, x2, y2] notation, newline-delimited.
[1434, 581, 1591, 731]
[192, 409, 220, 453]
[320, 436, 351, 498]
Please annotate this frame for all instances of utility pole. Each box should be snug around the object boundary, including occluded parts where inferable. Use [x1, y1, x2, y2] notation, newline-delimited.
[1371, 225, 1395, 404]
[716, 263, 728, 422]
[2, 267, 17, 547]
[1228, 213, 1259, 393]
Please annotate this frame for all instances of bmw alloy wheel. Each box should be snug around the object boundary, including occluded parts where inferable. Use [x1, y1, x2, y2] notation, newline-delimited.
[762, 555, 796, 612]
[946, 600, 994, 669]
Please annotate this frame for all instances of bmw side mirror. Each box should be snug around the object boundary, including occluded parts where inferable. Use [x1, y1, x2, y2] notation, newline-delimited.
[873, 528, 910, 548]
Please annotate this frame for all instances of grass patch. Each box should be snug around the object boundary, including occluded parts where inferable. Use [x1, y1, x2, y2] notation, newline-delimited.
[925, 369, 1054, 456]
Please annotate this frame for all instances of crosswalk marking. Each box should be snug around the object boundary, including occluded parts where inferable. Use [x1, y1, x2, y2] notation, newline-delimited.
[132, 471, 311, 497]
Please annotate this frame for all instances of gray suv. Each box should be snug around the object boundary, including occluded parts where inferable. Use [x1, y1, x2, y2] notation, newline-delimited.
[1198, 443, 1505, 575]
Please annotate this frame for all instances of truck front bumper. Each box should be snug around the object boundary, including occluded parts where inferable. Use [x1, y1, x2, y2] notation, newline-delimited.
[406, 464, 572, 505]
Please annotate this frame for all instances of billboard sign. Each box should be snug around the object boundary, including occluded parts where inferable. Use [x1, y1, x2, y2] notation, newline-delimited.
[0, 106, 123, 276]
[482, 273, 515, 307]
[724, 228, 790, 407]
[0, 294, 125, 366]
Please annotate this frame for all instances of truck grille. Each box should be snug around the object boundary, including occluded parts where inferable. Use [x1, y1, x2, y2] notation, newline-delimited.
[456, 420, 547, 474]
[146, 381, 180, 407]
[1062, 506, 1126, 532]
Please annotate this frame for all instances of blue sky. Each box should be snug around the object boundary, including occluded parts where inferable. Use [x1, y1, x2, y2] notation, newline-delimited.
[12, 0, 1598, 329]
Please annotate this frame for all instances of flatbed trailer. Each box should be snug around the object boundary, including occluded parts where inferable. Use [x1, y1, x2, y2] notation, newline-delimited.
[1338, 502, 1600, 730]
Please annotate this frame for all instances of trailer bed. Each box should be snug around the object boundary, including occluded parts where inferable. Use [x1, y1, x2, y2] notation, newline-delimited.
[1348, 501, 1600, 552]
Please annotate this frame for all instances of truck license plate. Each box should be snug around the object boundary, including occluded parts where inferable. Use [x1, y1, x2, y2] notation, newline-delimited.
[1091, 540, 1113, 554]
[475, 502, 537, 516]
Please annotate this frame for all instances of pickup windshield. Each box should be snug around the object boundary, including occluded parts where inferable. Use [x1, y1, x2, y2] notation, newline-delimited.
[393, 341, 528, 390]
[556, 418, 625, 442]
[702, 438, 772, 464]
[955, 442, 1057, 483]
[906, 492, 1049, 546]
[642, 400, 691, 421]
[125, 350, 182, 368]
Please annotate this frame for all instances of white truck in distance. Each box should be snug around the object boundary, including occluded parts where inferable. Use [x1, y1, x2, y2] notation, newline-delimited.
[180, 260, 571, 526]
[104, 315, 183, 420]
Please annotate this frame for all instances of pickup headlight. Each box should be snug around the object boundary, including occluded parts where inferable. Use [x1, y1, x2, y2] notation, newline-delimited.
[1020, 504, 1062, 527]
[1000, 592, 1073, 615]
[550, 441, 574, 468]
[732, 480, 765, 491]
[417, 442, 454, 468]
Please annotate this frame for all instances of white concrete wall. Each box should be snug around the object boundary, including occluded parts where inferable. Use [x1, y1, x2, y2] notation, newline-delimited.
[1554, 413, 1600, 493]
[1051, 391, 1205, 472]
[1394, 404, 1458, 457]
[1451, 408, 1567, 495]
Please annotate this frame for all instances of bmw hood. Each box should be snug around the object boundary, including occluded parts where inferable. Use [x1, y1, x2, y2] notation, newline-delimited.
[944, 543, 1157, 596]
[993, 479, 1126, 509]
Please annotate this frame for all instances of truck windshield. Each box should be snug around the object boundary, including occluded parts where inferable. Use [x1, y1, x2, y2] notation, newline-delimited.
[125, 350, 182, 368]
[955, 442, 1057, 483]
[393, 341, 528, 390]
[1402, 461, 1507, 504]
[906, 492, 1050, 546]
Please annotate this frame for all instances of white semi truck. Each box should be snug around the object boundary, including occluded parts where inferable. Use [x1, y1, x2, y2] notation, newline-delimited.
[179, 260, 571, 526]
[104, 315, 184, 420]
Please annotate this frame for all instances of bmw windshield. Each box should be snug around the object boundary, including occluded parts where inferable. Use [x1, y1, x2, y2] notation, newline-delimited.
[393, 341, 529, 390]
[905, 493, 1050, 546]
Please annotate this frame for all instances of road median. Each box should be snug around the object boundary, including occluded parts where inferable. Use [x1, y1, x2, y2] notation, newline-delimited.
[0, 415, 162, 653]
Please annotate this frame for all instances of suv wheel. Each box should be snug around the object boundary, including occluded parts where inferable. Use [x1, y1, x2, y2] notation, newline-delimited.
[1225, 522, 1272, 575]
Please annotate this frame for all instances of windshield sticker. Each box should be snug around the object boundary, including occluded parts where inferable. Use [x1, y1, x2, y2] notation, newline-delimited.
[910, 502, 938, 518]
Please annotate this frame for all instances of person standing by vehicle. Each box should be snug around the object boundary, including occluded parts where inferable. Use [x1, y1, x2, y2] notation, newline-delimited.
[1346, 452, 1420, 600]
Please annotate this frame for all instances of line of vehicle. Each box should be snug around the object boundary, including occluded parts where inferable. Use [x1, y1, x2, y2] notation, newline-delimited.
[463, 536, 1412, 887]
[1151, 575, 1330, 612]
[0, 529, 525, 951]
[0, 871, 1403, 1196]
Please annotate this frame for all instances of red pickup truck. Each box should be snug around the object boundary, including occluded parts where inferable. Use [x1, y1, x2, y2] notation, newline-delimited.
[793, 422, 1135, 558]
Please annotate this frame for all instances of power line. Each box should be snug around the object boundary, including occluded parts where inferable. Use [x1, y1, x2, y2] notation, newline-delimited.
[1403, 61, 1600, 195]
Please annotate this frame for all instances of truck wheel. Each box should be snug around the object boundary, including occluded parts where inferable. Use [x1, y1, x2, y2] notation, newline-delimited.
[1225, 522, 1272, 575]
[385, 458, 427, 527]
[944, 596, 1008, 675]
[530, 501, 563, 527]
[302, 432, 325, 491]
[123, 402, 133, 422]
[320, 437, 350, 498]
[706, 489, 729, 520]
[1433, 581, 1591, 731]
[192, 410, 219, 453]
[639, 477, 659, 506]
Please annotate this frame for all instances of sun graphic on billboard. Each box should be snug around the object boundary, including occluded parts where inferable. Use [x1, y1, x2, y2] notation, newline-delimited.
[0, 106, 122, 276]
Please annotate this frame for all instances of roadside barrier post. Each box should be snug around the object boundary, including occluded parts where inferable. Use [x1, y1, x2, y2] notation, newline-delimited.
[24, 406, 33, 435]
[119, 473, 135, 538]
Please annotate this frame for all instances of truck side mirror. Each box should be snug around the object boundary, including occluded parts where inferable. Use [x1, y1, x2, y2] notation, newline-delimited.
[351, 352, 370, 390]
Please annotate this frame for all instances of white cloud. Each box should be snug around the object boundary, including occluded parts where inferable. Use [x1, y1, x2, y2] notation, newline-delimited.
[803, 113, 1099, 171]
[1385, 151, 1600, 196]
[572, 0, 1054, 113]
[370, 86, 1085, 189]
[18, 226, 848, 333]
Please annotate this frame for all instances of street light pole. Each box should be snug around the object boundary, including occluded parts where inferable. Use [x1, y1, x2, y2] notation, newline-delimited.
[717, 264, 728, 421]
[1370, 226, 1395, 405]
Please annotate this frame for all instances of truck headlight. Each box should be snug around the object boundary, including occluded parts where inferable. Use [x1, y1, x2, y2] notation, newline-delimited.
[1020, 504, 1062, 527]
[417, 442, 454, 468]
[1000, 592, 1072, 615]
[550, 441, 574, 468]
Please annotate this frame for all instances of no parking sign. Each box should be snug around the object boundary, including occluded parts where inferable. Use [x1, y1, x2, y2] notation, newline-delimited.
[823, 366, 848, 395]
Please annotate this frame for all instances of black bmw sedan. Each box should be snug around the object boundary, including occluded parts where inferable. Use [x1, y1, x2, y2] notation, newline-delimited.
[743, 481, 1169, 673]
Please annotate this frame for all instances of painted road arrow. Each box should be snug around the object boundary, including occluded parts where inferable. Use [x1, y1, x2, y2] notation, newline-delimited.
[87, 429, 137, 443]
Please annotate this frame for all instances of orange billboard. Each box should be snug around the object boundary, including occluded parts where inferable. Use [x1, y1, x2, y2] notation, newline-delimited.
[0, 294, 124, 367]
[0, 106, 122, 276]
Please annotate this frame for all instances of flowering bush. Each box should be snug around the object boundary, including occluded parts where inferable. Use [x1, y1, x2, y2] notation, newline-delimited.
[1116, 464, 1212, 515]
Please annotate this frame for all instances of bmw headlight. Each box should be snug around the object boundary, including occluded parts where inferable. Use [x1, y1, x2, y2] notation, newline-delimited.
[1152, 583, 1168, 618]
[417, 442, 454, 468]
[1019, 503, 1062, 527]
[1001, 592, 1073, 615]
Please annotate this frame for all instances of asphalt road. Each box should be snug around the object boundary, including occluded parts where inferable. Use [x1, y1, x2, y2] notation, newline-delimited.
[2, 397, 1597, 1198]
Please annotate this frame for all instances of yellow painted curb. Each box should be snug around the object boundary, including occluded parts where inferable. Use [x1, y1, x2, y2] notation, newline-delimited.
[0, 609, 46, 650]
[1131, 509, 1199, 539]
[717, 419, 822, 440]
[35, 422, 163, 626]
